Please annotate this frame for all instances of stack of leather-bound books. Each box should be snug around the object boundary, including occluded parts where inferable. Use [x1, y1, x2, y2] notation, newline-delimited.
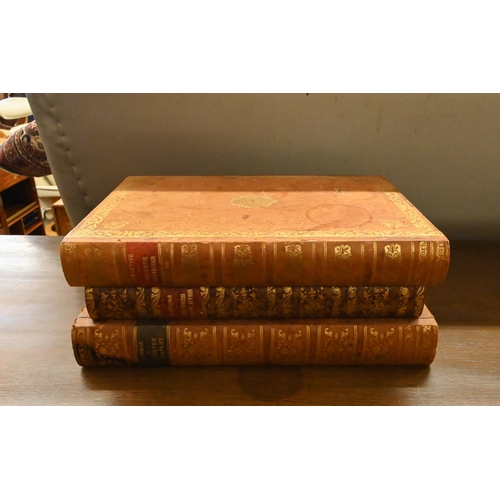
[60, 176, 450, 367]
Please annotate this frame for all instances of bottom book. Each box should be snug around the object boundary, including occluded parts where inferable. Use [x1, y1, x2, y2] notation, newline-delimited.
[72, 305, 439, 367]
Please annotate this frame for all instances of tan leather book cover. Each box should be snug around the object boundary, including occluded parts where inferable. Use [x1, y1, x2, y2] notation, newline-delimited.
[61, 176, 450, 287]
[86, 285, 425, 321]
[72, 305, 438, 367]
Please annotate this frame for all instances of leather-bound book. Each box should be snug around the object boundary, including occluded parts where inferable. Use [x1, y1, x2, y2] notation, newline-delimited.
[72, 305, 439, 367]
[60, 176, 450, 287]
[85, 285, 425, 321]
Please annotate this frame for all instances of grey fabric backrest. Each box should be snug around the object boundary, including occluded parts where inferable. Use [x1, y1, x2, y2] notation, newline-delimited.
[27, 93, 500, 239]
[28, 93, 339, 226]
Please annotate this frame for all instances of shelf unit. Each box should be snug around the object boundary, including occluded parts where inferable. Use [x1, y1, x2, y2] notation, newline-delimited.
[0, 169, 45, 235]
[52, 198, 73, 236]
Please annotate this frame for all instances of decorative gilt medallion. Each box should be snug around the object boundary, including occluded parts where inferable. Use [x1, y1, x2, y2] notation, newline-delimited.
[335, 244, 352, 260]
[436, 241, 446, 259]
[419, 242, 428, 259]
[223, 326, 264, 364]
[275, 329, 305, 359]
[284, 243, 304, 275]
[384, 243, 402, 262]
[93, 327, 123, 364]
[181, 327, 208, 355]
[285, 243, 303, 262]
[181, 243, 200, 276]
[364, 327, 396, 360]
[227, 328, 256, 356]
[63, 243, 76, 256]
[323, 327, 353, 359]
[233, 244, 253, 268]
[230, 194, 277, 208]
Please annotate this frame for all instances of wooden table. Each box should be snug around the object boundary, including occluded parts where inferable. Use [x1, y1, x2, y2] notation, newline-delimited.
[1, 236, 499, 405]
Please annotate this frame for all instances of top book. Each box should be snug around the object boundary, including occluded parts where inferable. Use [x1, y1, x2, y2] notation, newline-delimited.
[60, 176, 450, 287]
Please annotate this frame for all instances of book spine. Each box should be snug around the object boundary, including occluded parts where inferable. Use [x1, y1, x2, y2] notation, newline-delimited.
[72, 314, 438, 367]
[61, 239, 450, 287]
[85, 285, 425, 321]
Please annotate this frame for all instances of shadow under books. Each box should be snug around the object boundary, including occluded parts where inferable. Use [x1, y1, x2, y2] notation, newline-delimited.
[79, 365, 431, 404]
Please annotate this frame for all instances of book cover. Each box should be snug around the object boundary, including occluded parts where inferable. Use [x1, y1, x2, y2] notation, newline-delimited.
[86, 285, 425, 320]
[61, 176, 450, 287]
[72, 305, 438, 367]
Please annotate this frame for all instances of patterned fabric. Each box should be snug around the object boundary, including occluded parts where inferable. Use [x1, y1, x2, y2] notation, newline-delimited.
[0, 120, 51, 176]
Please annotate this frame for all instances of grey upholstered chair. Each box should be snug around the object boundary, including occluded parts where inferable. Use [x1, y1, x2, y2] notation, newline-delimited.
[28, 93, 488, 240]
[27, 93, 339, 226]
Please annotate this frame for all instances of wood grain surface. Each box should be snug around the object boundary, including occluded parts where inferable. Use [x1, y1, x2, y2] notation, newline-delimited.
[1, 236, 499, 405]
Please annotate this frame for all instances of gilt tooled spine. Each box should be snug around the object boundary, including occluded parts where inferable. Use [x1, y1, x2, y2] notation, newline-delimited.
[71, 310, 438, 367]
[85, 285, 426, 321]
[61, 239, 450, 287]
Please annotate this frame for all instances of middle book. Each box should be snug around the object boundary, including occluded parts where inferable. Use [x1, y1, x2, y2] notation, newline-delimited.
[85, 285, 425, 321]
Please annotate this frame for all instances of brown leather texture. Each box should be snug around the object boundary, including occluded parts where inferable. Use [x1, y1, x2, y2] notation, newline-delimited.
[72, 305, 438, 367]
[86, 285, 425, 321]
[61, 175, 450, 287]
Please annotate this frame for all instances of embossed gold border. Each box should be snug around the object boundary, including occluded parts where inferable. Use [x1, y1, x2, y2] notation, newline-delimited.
[69, 188, 445, 239]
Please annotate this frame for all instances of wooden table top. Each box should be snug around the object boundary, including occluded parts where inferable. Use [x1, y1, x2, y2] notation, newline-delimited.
[1, 236, 499, 405]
